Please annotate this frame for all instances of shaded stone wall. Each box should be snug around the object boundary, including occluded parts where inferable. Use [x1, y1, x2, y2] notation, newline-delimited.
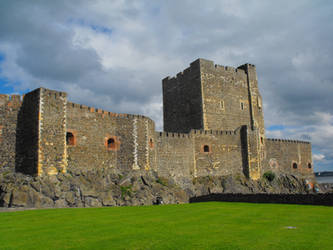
[155, 132, 193, 188]
[263, 139, 313, 177]
[163, 60, 203, 133]
[0, 94, 22, 169]
[15, 91, 39, 175]
[66, 103, 156, 173]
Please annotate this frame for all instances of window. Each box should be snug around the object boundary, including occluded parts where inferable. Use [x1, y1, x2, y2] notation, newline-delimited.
[107, 138, 116, 150]
[220, 100, 224, 110]
[105, 136, 119, 151]
[203, 145, 210, 153]
[66, 132, 76, 146]
[240, 102, 244, 110]
[292, 162, 298, 169]
[308, 163, 312, 169]
[260, 137, 264, 145]
[149, 138, 154, 149]
[258, 96, 262, 111]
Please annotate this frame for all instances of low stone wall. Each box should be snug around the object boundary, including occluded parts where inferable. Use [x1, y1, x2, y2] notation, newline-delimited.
[190, 193, 333, 206]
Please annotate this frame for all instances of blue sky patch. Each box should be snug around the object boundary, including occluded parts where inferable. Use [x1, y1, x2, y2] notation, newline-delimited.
[267, 125, 285, 131]
[67, 18, 112, 35]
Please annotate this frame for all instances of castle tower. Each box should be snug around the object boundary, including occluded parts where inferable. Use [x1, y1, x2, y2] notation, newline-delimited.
[163, 59, 266, 180]
[163, 58, 265, 135]
[16, 88, 67, 176]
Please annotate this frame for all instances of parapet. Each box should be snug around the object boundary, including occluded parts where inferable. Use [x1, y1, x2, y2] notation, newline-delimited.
[266, 138, 311, 144]
[157, 131, 191, 138]
[0, 94, 24, 107]
[40, 87, 67, 98]
[67, 101, 154, 122]
[195, 58, 247, 77]
[162, 58, 248, 87]
[190, 129, 239, 136]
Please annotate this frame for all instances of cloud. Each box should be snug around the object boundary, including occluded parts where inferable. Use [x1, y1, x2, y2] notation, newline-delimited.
[313, 154, 325, 162]
[0, 0, 333, 171]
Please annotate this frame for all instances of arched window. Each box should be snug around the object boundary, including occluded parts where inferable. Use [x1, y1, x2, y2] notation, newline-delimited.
[292, 162, 298, 169]
[107, 138, 116, 150]
[308, 163, 312, 169]
[105, 136, 119, 151]
[66, 132, 75, 146]
[203, 145, 210, 153]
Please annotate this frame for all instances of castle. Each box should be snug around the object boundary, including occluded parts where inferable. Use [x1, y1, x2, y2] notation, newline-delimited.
[0, 58, 313, 187]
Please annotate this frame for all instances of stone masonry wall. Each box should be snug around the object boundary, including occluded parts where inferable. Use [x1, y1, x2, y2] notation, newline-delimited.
[38, 89, 67, 176]
[155, 132, 193, 188]
[15, 90, 39, 175]
[264, 138, 313, 177]
[163, 59, 203, 133]
[0, 94, 22, 169]
[199, 59, 251, 131]
[66, 103, 156, 173]
[191, 129, 244, 178]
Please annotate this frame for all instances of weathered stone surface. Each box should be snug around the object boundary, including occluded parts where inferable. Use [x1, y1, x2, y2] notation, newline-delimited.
[0, 165, 322, 209]
[101, 191, 116, 206]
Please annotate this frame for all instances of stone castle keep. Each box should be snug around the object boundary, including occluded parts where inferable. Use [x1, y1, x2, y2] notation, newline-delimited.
[0, 58, 313, 187]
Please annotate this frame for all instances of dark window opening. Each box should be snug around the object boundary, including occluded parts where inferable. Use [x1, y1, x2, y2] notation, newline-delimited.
[204, 145, 210, 153]
[107, 138, 116, 150]
[260, 137, 264, 144]
[293, 162, 298, 169]
[240, 102, 244, 110]
[308, 163, 312, 169]
[149, 138, 154, 149]
[66, 132, 75, 146]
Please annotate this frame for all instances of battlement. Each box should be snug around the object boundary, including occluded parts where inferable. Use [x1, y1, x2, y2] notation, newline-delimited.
[266, 138, 310, 144]
[157, 131, 191, 138]
[190, 129, 239, 136]
[0, 94, 24, 107]
[67, 101, 153, 121]
[39, 87, 67, 99]
[163, 59, 249, 86]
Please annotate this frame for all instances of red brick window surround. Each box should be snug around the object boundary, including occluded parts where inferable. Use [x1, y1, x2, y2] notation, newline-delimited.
[105, 136, 120, 151]
[66, 130, 77, 146]
[292, 162, 298, 169]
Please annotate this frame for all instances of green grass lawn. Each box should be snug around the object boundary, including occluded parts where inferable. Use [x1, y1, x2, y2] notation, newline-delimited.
[0, 202, 332, 250]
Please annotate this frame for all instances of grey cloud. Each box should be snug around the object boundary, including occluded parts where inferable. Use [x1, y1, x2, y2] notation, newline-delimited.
[0, 0, 333, 170]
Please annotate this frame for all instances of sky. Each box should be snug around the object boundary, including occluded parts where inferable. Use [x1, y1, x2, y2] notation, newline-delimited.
[0, 0, 332, 172]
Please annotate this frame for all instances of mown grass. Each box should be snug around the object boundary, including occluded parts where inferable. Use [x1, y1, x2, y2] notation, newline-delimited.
[0, 202, 332, 249]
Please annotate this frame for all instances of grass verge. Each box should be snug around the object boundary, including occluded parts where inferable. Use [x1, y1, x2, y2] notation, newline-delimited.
[0, 202, 332, 249]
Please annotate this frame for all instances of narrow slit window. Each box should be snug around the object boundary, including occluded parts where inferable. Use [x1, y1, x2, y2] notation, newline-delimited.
[149, 138, 154, 149]
[240, 102, 244, 110]
[220, 100, 224, 110]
